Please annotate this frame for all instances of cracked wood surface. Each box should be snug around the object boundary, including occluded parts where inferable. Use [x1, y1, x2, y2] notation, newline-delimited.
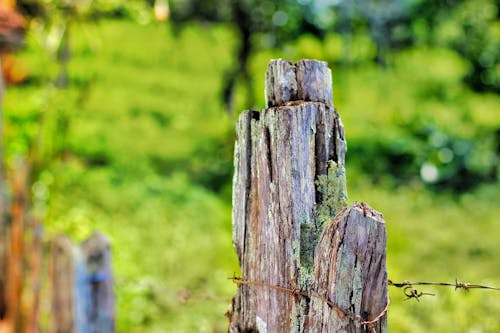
[230, 59, 387, 332]
[304, 203, 388, 332]
[265, 59, 334, 108]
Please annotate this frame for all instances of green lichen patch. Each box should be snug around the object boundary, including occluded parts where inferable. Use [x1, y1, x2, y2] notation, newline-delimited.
[299, 161, 348, 289]
[299, 223, 317, 274]
[314, 160, 348, 229]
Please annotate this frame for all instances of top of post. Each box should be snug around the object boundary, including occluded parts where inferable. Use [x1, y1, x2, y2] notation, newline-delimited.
[80, 232, 112, 276]
[265, 59, 333, 108]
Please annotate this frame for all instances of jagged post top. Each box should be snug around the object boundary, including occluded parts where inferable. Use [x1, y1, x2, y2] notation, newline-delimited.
[265, 59, 333, 108]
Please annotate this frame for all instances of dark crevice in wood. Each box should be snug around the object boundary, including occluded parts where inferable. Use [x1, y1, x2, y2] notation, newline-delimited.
[264, 126, 273, 183]
[331, 109, 340, 164]
[242, 112, 253, 266]
[350, 251, 359, 315]
[250, 110, 260, 121]
[266, 70, 275, 108]
[292, 61, 298, 102]
[313, 115, 323, 205]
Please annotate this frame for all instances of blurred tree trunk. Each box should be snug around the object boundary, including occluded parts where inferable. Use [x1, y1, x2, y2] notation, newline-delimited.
[55, 22, 70, 88]
[222, 0, 254, 115]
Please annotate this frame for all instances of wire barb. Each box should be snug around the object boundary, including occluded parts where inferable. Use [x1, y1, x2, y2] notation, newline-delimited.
[402, 286, 435, 301]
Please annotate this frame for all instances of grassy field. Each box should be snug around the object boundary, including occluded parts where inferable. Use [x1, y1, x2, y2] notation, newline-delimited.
[4, 19, 500, 332]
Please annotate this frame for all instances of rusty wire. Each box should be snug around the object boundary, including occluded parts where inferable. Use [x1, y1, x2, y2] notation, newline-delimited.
[229, 276, 500, 331]
[231, 276, 390, 332]
[401, 285, 435, 301]
[388, 278, 500, 292]
[119, 275, 499, 332]
[388, 278, 500, 301]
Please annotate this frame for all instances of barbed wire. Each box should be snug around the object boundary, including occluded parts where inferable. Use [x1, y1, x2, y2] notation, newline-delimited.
[388, 278, 500, 301]
[230, 276, 389, 333]
[227, 276, 500, 331]
[388, 279, 500, 291]
[118, 275, 499, 332]
[118, 276, 500, 306]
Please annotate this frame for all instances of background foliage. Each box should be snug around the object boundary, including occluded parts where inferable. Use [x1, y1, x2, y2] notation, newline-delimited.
[3, 0, 500, 331]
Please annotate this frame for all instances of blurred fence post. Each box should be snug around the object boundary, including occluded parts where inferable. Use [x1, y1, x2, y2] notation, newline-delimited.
[27, 218, 43, 333]
[76, 232, 114, 333]
[5, 160, 29, 332]
[50, 235, 77, 333]
[230, 59, 388, 332]
[51, 232, 115, 333]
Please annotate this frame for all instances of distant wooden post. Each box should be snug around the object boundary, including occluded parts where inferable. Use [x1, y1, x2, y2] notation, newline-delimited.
[76, 232, 114, 333]
[50, 232, 114, 333]
[50, 235, 77, 333]
[5, 160, 29, 332]
[230, 59, 388, 332]
[27, 218, 43, 333]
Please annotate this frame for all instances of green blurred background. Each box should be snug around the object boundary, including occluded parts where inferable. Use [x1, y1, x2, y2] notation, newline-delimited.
[2, 0, 499, 331]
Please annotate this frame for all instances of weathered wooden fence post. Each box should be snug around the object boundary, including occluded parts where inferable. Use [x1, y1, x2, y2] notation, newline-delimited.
[230, 59, 388, 332]
[50, 232, 115, 333]
[50, 235, 77, 333]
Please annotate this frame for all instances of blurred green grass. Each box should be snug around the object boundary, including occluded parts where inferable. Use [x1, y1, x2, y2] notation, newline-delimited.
[4, 19, 500, 332]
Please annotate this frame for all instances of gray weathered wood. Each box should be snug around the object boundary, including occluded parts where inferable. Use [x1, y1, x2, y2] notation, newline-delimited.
[265, 59, 297, 107]
[230, 59, 387, 332]
[295, 60, 334, 108]
[265, 59, 333, 108]
[304, 202, 388, 332]
[231, 59, 347, 332]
